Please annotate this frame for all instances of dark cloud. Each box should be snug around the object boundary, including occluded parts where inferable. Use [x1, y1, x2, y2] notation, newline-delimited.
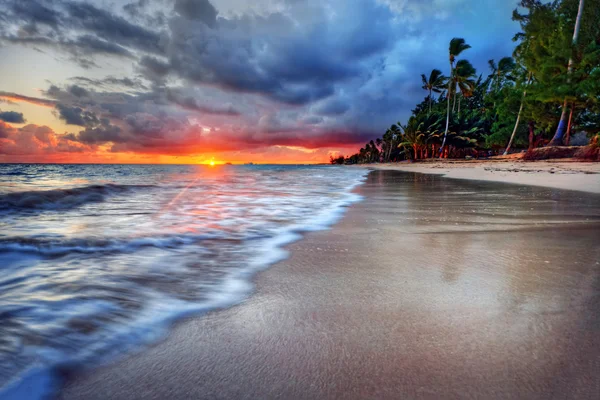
[174, 0, 218, 27]
[315, 98, 350, 116]
[69, 76, 148, 91]
[103, 77, 146, 89]
[56, 104, 100, 127]
[123, 0, 150, 17]
[138, 56, 170, 81]
[0, 111, 26, 124]
[68, 85, 89, 98]
[76, 119, 126, 144]
[3, 34, 133, 69]
[302, 116, 324, 125]
[165, 89, 241, 116]
[1, 0, 521, 157]
[65, 1, 164, 54]
[74, 35, 134, 57]
[2, 0, 162, 63]
[10, 0, 62, 28]
[162, 5, 378, 105]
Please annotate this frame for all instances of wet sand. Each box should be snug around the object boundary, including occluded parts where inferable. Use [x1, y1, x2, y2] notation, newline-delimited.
[59, 170, 600, 399]
[368, 160, 600, 193]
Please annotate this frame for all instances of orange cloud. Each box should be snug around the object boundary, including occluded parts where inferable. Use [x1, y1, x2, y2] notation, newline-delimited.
[0, 91, 56, 108]
[0, 121, 363, 164]
[0, 122, 91, 158]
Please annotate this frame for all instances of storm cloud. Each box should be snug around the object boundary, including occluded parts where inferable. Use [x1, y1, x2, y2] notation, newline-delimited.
[0, 0, 520, 159]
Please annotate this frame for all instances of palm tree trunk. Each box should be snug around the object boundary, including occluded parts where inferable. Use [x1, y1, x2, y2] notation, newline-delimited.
[458, 96, 461, 117]
[528, 121, 536, 151]
[504, 72, 532, 155]
[550, 100, 569, 146]
[565, 103, 574, 145]
[440, 62, 454, 157]
[452, 82, 457, 113]
[549, 0, 585, 146]
[428, 89, 432, 116]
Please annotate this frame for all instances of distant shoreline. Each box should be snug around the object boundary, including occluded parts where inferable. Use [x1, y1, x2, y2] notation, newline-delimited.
[358, 159, 600, 194]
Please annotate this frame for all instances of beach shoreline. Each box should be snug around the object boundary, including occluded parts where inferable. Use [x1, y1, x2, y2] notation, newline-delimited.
[359, 159, 600, 194]
[57, 169, 600, 400]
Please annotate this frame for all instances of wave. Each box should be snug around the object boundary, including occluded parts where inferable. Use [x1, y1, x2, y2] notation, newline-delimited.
[0, 166, 369, 400]
[0, 233, 225, 257]
[0, 184, 153, 212]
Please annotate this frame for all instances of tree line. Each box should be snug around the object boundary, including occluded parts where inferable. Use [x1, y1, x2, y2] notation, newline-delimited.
[332, 0, 599, 165]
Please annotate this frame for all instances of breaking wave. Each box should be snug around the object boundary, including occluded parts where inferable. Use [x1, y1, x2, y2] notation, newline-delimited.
[0, 184, 153, 212]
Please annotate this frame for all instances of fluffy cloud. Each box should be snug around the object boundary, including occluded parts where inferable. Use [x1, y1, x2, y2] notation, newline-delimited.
[0, 121, 91, 156]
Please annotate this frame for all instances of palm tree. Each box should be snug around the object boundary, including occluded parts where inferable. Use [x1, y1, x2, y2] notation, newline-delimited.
[549, 0, 585, 146]
[504, 71, 533, 155]
[359, 147, 366, 163]
[385, 124, 401, 161]
[369, 140, 378, 162]
[454, 60, 477, 116]
[488, 57, 516, 92]
[421, 69, 446, 115]
[440, 38, 471, 157]
[375, 138, 382, 150]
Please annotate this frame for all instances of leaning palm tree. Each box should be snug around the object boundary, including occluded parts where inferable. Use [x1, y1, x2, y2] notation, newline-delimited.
[504, 70, 533, 155]
[440, 38, 471, 157]
[421, 69, 446, 115]
[549, 0, 585, 146]
[488, 57, 516, 92]
[454, 60, 477, 116]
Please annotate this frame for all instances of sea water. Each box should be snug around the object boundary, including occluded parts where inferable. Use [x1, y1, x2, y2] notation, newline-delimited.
[0, 164, 367, 399]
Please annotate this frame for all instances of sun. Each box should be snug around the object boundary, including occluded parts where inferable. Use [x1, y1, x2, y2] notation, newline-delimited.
[209, 160, 215, 166]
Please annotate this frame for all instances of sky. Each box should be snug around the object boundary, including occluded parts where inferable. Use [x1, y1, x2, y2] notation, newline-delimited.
[0, 0, 520, 164]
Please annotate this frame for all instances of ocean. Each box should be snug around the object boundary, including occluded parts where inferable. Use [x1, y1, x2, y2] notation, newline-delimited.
[0, 164, 368, 399]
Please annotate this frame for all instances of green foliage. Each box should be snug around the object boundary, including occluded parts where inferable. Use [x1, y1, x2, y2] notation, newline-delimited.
[449, 38, 472, 63]
[344, 0, 599, 163]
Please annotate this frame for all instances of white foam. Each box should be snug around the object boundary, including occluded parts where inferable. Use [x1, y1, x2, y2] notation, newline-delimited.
[0, 166, 369, 400]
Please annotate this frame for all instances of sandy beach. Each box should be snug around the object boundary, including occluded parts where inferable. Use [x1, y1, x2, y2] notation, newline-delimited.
[57, 169, 600, 400]
[364, 159, 600, 194]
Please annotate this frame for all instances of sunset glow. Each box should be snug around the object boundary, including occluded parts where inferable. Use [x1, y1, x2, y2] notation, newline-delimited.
[2, 1, 599, 399]
[0, 0, 519, 164]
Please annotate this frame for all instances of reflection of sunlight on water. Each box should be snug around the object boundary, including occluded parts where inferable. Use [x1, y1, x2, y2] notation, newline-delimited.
[0, 164, 370, 394]
[366, 169, 600, 361]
